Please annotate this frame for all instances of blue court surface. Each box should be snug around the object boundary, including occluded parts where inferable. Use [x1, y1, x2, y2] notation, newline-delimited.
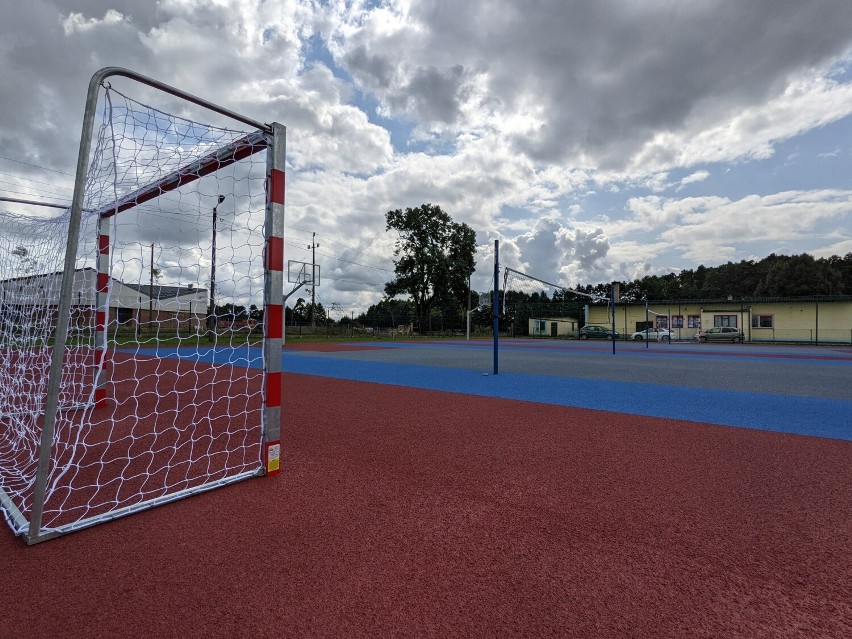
[145, 339, 852, 442]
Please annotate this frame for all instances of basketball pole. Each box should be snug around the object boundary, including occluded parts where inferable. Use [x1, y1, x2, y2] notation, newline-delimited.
[611, 282, 617, 354]
[493, 239, 499, 375]
[645, 299, 650, 349]
[282, 279, 309, 346]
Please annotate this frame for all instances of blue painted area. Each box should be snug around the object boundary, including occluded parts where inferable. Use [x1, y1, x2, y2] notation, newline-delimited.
[136, 345, 851, 442]
[357, 340, 852, 366]
[134, 346, 262, 369]
[277, 354, 851, 442]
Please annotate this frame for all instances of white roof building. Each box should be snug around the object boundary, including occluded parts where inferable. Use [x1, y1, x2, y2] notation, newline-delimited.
[0, 267, 208, 316]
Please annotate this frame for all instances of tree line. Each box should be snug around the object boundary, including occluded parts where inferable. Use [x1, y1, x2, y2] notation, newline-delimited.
[287, 203, 852, 334]
[576, 252, 852, 303]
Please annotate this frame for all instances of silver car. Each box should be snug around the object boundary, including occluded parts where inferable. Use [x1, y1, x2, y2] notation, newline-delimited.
[695, 327, 743, 343]
[630, 328, 671, 341]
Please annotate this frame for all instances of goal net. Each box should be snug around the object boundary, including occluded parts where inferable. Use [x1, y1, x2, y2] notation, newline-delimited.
[502, 267, 605, 337]
[0, 69, 285, 544]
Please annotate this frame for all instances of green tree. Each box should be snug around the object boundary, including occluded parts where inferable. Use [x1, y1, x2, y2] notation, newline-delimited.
[818, 253, 851, 295]
[384, 203, 476, 332]
[292, 298, 326, 325]
[578, 251, 850, 303]
[358, 298, 414, 328]
[12, 246, 37, 276]
[757, 254, 829, 296]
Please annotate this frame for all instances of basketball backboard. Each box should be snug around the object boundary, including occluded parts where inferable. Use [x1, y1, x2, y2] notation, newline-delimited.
[288, 260, 320, 286]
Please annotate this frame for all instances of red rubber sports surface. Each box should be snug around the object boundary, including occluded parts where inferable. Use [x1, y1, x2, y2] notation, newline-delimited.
[0, 350, 264, 532]
[2, 369, 851, 637]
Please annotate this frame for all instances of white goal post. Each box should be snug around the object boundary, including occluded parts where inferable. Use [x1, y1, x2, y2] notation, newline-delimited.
[0, 67, 286, 544]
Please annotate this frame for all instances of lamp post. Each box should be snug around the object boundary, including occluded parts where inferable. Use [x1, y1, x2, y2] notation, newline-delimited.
[308, 232, 319, 331]
[208, 195, 226, 335]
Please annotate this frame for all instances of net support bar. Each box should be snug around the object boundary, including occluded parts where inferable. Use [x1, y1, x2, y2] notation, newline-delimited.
[92, 129, 269, 219]
[31, 468, 264, 544]
[0, 488, 28, 533]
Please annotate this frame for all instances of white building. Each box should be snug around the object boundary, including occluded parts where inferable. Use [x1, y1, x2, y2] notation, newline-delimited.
[0, 267, 208, 330]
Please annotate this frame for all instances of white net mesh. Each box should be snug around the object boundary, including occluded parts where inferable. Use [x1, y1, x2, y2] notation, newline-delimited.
[502, 268, 568, 310]
[502, 268, 607, 337]
[0, 86, 270, 537]
[503, 268, 609, 304]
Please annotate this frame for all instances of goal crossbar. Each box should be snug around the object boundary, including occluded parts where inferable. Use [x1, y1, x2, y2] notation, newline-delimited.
[93, 129, 268, 219]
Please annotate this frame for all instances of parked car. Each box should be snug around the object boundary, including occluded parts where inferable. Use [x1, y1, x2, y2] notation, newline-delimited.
[630, 328, 671, 341]
[579, 325, 620, 340]
[694, 326, 743, 343]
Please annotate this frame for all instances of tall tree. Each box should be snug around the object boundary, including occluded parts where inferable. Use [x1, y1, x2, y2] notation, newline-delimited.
[292, 297, 326, 325]
[757, 253, 829, 296]
[819, 253, 851, 295]
[384, 204, 476, 332]
[357, 298, 414, 328]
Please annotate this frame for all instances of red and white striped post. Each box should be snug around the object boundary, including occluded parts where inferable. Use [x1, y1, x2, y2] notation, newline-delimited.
[262, 122, 286, 475]
[94, 214, 111, 409]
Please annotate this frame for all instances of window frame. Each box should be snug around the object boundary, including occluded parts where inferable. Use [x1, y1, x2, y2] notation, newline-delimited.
[751, 314, 773, 328]
[714, 314, 737, 328]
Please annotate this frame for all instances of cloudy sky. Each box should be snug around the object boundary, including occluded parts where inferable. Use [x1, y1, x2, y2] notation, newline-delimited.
[2, 0, 852, 314]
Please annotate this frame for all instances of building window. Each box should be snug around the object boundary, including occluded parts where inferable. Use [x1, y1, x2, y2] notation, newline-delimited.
[714, 315, 737, 327]
[656, 316, 668, 329]
[534, 320, 546, 334]
[671, 315, 684, 328]
[751, 314, 773, 328]
[688, 315, 700, 328]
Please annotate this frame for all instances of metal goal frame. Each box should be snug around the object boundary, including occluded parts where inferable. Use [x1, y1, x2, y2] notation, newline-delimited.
[4, 67, 286, 545]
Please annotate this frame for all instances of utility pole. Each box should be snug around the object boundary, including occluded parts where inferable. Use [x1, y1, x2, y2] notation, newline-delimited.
[308, 232, 319, 331]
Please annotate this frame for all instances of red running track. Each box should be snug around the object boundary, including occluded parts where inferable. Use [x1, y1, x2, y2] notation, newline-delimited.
[2, 373, 851, 638]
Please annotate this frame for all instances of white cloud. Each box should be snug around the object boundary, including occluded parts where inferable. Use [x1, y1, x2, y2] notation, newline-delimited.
[644, 190, 852, 263]
[810, 238, 852, 258]
[629, 72, 852, 175]
[2, 1, 852, 312]
[62, 9, 130, 35]
[678, 170, 710, 189]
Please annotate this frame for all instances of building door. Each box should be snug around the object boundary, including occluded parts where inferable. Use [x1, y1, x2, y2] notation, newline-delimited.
[551, 322, 558, 337]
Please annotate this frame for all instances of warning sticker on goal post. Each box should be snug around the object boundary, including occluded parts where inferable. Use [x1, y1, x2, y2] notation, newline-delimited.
[265, 442, 281, 475]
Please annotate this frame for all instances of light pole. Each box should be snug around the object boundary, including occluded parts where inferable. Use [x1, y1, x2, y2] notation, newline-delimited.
[208, 195, 226, 336]
[308, 232, 319, 331]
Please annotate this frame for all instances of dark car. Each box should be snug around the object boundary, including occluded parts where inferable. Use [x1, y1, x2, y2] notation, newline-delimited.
[579, 325, 619, 340]
[695, 326, 743, 343]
